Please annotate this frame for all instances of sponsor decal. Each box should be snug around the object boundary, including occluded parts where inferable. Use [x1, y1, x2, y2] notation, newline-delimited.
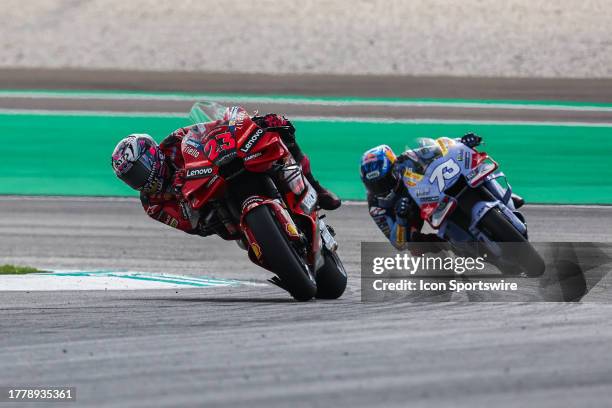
[186, 138, 202, 149]
[403, 169, 424, 181]
[216, 150, 238, 165]
[437, 139, 449, 156]
[366, 170, 380, 180]
[162, 214, 179, 228]
[185, 166, 214, 179]
[415, 188, 431, 197]
[244, 152, 263, 161]
[206, 174, 219, 187]
[240, 128, 264, 153]
[241, 196, 264, 212]
[300, 188, 317, 213]
[420, 195, 440, 203]
[227, 107, 248, 132]
[184, 146, 200, 158]
[179, 200, 190, 220]
[251, 243, 262, 259]
[286, 223, 300, 237]
[146, 204, 161, 215]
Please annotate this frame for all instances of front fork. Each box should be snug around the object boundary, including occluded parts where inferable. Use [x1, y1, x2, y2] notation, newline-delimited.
[470, 176, 528, 239]
[439, 173, 527, 241]
[483, 176, 528, 236]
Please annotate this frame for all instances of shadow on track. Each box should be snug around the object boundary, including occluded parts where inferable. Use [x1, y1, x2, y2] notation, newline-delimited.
[129, 296, 296, 304]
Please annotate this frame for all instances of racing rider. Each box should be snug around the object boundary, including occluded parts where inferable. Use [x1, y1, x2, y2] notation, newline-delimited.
[111, 112, 341, 238]
[360, 133, 524, 250]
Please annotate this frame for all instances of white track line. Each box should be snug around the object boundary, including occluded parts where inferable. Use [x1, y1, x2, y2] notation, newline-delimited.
[1, 108, 611, 127]
[0, 270, 266, 291]
[2, 90, 612, 112]
[0, 108, 186, 118]
[293, 115, 612, 127]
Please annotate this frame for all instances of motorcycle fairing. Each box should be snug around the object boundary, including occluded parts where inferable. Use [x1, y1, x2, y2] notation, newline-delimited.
[181, 115, 289, 209]
[405, 138, 528, 241]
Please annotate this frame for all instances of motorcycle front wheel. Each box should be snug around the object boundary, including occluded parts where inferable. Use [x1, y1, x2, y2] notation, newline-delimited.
[478, 208, 545, 277]
[244, 205, 317, 301]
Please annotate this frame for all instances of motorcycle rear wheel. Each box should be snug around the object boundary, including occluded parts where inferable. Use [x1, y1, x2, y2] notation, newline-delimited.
[245, 205, 317, 301]
[315, 248, 347, 299]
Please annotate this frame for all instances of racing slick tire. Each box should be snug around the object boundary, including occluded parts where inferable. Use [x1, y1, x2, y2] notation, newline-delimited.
[478, 208, 545, 277]
[315, 248, 347, 299]
[245, 205, 317, 301]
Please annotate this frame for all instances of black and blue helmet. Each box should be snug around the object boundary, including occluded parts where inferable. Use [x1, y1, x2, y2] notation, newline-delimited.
[360, 145, 398, 196]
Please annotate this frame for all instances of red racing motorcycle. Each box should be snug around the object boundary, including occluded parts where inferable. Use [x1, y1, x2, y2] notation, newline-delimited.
[181, 102, 347, 301]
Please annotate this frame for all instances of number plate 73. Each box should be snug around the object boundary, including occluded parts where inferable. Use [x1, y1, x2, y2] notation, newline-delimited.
[429, 159, 460, 191]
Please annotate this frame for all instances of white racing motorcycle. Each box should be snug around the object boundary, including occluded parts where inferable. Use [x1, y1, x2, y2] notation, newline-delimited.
[400, 137, 545, 277]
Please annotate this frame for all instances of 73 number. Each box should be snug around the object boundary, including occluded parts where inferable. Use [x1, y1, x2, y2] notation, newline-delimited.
[429, 159, 460, 191]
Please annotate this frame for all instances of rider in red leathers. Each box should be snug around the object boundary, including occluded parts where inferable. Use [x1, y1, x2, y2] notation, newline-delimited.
[111, 112, 341, 239]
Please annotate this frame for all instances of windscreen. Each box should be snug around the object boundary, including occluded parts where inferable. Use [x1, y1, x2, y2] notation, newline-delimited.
[405, 139, 444, 175]
[189, 101, 228, 124]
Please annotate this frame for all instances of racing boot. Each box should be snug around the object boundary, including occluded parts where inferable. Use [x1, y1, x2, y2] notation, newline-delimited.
[305, 173, 342, 210]
[511, 194, 524, 209]
[281, 129, 341, 210]
[297, 154, 341, 210]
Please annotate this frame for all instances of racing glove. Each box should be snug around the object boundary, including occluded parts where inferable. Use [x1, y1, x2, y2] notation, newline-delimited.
[395, 197, 413, 225]
[396, 153, 409, 163]
[262, 114, 295, 133]
[460, 132, 482, 148]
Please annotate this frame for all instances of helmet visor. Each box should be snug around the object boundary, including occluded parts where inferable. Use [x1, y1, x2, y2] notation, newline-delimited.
[119, 155, 154, 190]
[365, 171, 397, 196]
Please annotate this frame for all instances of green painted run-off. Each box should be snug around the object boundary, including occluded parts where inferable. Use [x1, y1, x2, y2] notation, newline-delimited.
[1, 113, 611, 204]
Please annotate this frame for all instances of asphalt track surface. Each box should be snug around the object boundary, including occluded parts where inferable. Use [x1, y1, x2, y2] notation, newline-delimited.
[3, 68, 612, 102]
[4, 95, 612, 124]
[2, 71, 612, 407]
[3, 68, 612, 125]
[1, 197, 612, 408]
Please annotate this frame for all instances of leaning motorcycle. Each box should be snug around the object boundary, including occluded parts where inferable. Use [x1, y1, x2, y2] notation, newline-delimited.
[181, 101, 347, 301]
[400, 137, 545, 276]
